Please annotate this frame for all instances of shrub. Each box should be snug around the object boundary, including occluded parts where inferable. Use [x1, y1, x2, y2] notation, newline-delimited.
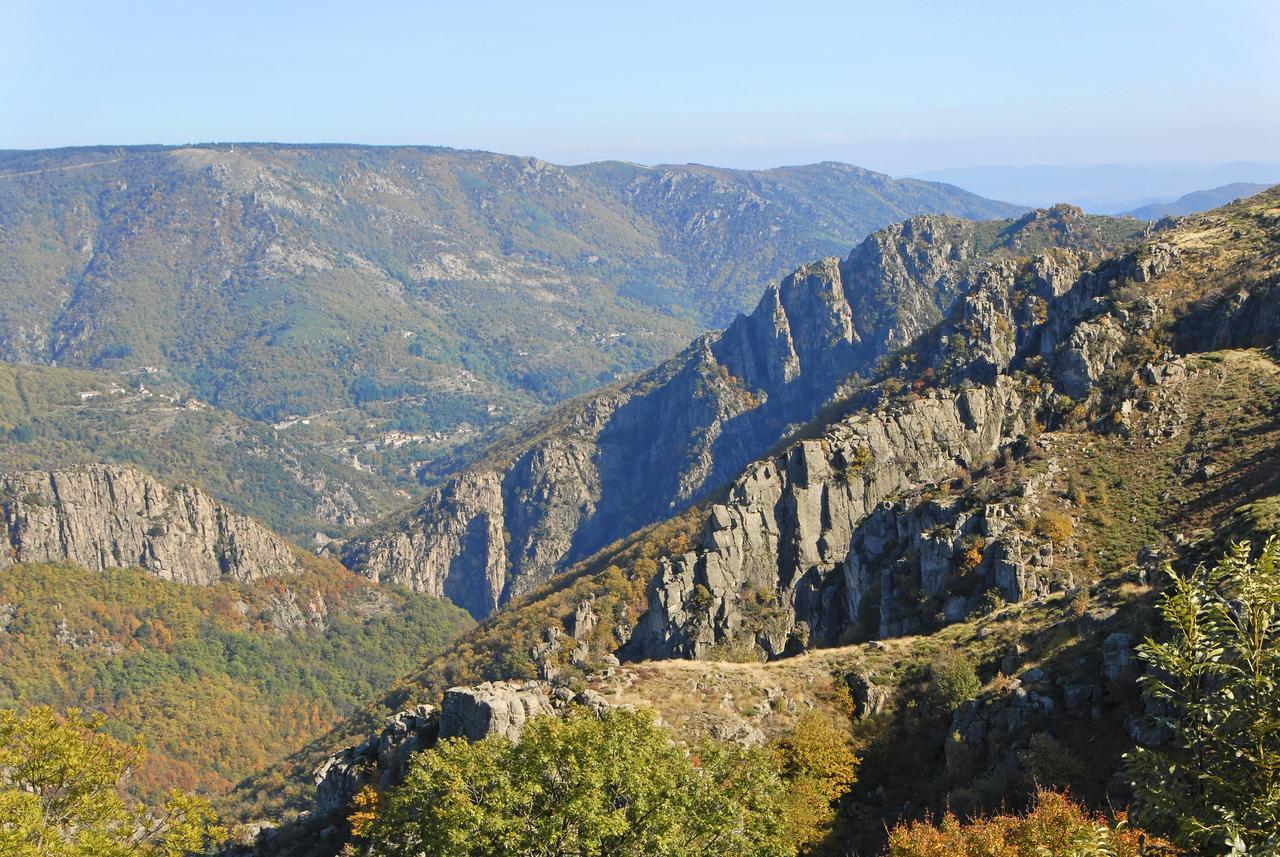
[1033, 511, 1074, 547]
[1068, 588, 1091, 619]
[841, 445, 875, 483]
[924, 653, 981, 717]
[886, 790, 1171, 856]
[1018, 732, 1085, 792]
[959, 542, 986, 573]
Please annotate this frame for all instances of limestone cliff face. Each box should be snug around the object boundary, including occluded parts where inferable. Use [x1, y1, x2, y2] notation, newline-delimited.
[0, 465, 299, 584]
[344, 209, 1141, 616]
[340, 471, 507, 617]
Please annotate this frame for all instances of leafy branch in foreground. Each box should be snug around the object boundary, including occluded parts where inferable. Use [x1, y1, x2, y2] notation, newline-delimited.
[0, 706, 226, 857]
[1126, 539, 1280, 854]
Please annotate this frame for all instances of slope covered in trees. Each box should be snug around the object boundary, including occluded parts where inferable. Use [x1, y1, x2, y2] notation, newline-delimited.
[0, 559, 472, 801]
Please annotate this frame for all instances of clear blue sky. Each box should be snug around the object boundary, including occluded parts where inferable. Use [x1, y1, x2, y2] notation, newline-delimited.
[3, 0, 1277, 174]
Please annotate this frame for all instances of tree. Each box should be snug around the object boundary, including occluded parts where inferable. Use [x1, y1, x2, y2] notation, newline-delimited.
[772, 712, 859, 848]
[1125, 539, 1280, 853]
[0, 706, 225, 857]
[923, 652, 981, 718]
[357, 707, 800, 857]
[885, 789, 1171, 856]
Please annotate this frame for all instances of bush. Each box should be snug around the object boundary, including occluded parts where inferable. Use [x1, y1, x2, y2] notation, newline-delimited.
[1068, 588, 1091, 619]
[1033, 511, 1074, 547]
[924, 653, 981, 717]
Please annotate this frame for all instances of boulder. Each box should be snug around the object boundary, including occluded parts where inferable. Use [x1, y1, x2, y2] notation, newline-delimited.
[438, 681, 555, 743]
[845, 670, 889, 719]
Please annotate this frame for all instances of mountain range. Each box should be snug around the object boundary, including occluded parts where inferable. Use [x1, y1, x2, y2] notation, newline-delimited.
[0, 145, 1022, 542]
[339, 205, 1144, 617]
[240, 184, 1280, 854]
[1122, 181, 1269, 219]
[3, 141, 1279, 856]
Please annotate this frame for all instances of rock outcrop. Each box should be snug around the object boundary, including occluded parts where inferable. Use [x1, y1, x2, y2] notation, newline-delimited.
[627, 378, 1035, 659]
[0, 465, 300, 584]
[340, 472, 508, 617]
[313, 705, 439, 814]
[345, 209, 1142, 617]
[313, 680, 605, 813]
[621, 220, 1190, 660]
[437, 681, 557, 743]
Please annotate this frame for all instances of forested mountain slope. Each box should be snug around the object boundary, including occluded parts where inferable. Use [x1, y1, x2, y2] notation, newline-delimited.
[0, 145, 1021, 544]
[0, 145, 1020, 433]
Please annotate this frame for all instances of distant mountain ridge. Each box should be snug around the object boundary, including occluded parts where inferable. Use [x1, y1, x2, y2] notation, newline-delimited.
[0, 144, 1023, 537]
[1123, 182, 1269, 219]
[0, 144, 1022, 421]
[917, 162, 1280, 212]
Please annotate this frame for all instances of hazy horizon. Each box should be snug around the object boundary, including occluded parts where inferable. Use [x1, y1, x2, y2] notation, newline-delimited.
[4, 1, 1278, 177]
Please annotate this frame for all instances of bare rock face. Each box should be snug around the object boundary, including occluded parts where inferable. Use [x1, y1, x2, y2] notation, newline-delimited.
[845, 671, 889, 719]
[627, 379, 1032, 660]
[0, 465, 299, 584]
[346, 211, 1137, 618]
[438, 681, 557, 743]
[340, 471, 507, 618]
[313, 705, 439, 814]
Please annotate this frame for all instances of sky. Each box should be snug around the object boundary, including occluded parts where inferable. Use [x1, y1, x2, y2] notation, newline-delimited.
[2, 0, 1278, 175]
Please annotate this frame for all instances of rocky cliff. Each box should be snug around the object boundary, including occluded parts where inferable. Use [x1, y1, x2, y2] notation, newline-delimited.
[624, 228, 1187, 660]
[0, 465, 301, 584]
[344, 207, 1144, 616]
[627, 379, 1034, 659]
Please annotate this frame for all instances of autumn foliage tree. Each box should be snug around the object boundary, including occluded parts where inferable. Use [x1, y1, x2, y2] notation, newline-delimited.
[772, 712, 858, 848]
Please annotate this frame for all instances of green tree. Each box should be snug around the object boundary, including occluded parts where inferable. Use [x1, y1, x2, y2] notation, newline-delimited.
[1126, 539, 1280, 853]
[0, 706, 225, 857]
[358, 707, 798, 857]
